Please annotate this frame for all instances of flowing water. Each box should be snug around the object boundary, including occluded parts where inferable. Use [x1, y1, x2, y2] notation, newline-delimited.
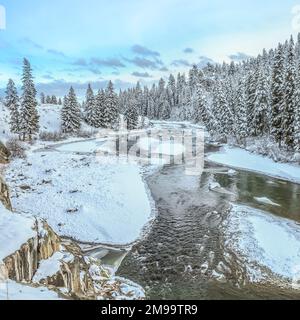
[51, 123, 300, 299]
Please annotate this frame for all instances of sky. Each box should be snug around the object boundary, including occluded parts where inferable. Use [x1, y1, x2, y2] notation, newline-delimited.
[0, 0, 300, 97]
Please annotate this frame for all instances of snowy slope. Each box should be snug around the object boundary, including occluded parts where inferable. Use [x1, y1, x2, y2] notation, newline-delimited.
[0, 103, 11, 143]
[207, 146, 300, 183]
[0, 202, 35, 261]
[0, 280, 63, 300]
[5, 149, 153, 245]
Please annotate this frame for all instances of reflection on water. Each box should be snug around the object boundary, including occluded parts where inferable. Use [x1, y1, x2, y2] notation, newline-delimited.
[214, 170, 300, 222]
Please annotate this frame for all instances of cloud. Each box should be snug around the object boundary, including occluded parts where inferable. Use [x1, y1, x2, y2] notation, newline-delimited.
[183, 48, 194, 54]
[42, 74, 55, 80]
[90, 57, 125, 68]
[35, 79, 134, 98]
[171, 59, 191, 67]
[88, 67, 102, 75]
[47, 49, 66, 57]
[198, 56, 215, 68]
[131, 45, 160, 57]
[159, 66, 169, 72]
[125, 56, 164, 70]
[21, 37, 43, 49]
[72, 58, 88, 66]
[132, 72, 152, 78]
[228, 52, 252, 62]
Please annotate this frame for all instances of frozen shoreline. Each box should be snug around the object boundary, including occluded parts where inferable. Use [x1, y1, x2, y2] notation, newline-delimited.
[207, 146, 300, 184]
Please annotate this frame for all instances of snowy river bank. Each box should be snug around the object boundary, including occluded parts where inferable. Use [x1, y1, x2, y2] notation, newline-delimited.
[3, 121, 300, 299]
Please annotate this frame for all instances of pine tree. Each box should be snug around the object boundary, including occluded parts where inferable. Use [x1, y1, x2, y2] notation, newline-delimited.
[104, 81, 119, 129]
[94, 89, 105, 128]
[84, 84, 97, 126]
[253, 68, 269, 136]
[19, 58, 39, 140]
[271, 44, 285, 146]
[61, 87, 81, 133]
[40, 92, 45, 104]
[51, 95, 58, 104]
[46, 95, 52, 104]
[5, 79, 20, 135]
[124, 97, 139, 130]
[283, 37, 296, 149]
[294, 71, 300, 153]
[234, 79, 248, 142]
[194, 84, 206, 124]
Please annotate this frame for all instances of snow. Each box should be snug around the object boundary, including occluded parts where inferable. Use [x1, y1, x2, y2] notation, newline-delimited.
[33, 251, 73, 283]
[56, 140, 102, 153]
[0, 203, 35, 261]
[5, 148, 153, 245]
[207, 146, 300, 183]
[0, 103, 12, 142]
[225, 204, 300, 281]
[0, 280, 63, 300]
[38, 104, 62, 133]
[254, 197, 281, 207]
[138, 137, 185, 156]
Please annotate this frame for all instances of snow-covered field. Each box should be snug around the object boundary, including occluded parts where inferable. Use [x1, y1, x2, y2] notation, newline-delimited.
[225, 204, 300, 284]
[207, 146, 300, 183]
[5, 150, 153, 245]
[0, 280, 63, 300]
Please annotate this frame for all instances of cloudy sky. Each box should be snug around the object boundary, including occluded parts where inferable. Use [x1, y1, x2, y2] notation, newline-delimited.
[0, 0, 299, 96]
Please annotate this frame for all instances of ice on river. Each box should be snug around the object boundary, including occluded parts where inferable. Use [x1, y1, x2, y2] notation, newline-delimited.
[225, 204, 300, 282]
[207, 146, 300, 183]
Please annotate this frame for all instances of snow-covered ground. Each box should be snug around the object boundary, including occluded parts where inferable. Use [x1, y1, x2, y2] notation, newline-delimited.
[5, 149, 153, 245]
[0, 280, 63, 300]
[0, 203, 35, 261]
[207, 146, 300, 183]
[225, 204, 300, 284]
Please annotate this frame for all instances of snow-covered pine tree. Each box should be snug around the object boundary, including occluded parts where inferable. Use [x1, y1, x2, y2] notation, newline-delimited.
[213, 81, 233, 137]
[84, 84, 97, 127]
[283, 37, 296, 149]
[94, 89, 105, 128]
[58, 98, 62, 105]
[19, 58, 39, 140]
[124, 97, 139, 130]
[46, 96, 51, 104]
[253, 68, 269, 136]
[294, 71, 300, 154]
[61, 87, 81, 134]
[271, 44, 285, 147]
[51, 95, 58, 104]
[40, 92, 45, 104]
[5, 79, 20, 135]
[167, 74, 176, 110]
[234, 79, 248, 143]
[245, 61, 259, 135]
[194, 83, 207, 124]
[104, 81, 119, 129]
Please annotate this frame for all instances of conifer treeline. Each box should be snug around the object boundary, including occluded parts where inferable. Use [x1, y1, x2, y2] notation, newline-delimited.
[120, 34, 300, 152]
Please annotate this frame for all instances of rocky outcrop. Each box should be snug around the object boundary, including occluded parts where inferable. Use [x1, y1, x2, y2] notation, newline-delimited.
[0, 141, 10, 164]
[2, 215, 144, 300]
[0, 177, 11, 210]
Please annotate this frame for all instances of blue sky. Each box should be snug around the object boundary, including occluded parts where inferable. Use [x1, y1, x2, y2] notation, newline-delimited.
[0, 0, 299, 96]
